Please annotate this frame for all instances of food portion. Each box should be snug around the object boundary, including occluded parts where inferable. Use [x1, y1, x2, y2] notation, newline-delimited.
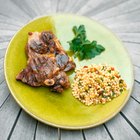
[72, 64, 127, 105]
[16, 26, 126, 105]
[68, 25, 105, 60]
[16, 31, 76, 92]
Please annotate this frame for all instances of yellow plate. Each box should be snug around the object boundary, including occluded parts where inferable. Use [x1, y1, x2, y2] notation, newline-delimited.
[4, 14, 134, 129]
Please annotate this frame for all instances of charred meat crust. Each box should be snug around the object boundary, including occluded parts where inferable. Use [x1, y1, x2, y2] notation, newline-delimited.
[16, 31, 76, 92]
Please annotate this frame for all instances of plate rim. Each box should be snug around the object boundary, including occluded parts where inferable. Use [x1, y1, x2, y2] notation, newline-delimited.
[4, 13, 134, 130]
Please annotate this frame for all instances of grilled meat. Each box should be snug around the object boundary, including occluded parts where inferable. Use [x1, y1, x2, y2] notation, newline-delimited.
[16, 31, 76, 92]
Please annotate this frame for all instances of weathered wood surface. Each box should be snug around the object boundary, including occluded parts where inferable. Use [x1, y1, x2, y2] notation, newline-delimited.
[0, 0, 140, 139]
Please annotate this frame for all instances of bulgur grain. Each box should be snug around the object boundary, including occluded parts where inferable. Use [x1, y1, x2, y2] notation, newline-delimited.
[71, 64, 127, 106]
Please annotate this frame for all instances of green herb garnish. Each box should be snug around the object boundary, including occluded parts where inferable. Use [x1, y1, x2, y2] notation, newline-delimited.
[68, 25, 105, 60]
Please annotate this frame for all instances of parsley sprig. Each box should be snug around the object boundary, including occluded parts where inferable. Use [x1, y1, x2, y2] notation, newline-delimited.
[68, 25, 105, 60]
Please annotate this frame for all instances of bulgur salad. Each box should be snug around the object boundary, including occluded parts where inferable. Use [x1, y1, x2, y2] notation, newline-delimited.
[71, 64, 127, 106]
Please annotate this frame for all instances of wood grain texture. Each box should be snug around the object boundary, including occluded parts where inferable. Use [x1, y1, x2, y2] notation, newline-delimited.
[0, 81, 10, 107]
[118, 33, 140, 44]
[0, 96, 20, 140]
[84, 125, 111, 140]
[0, 58, 4, 69]
[122, 98, 140, 131]
[84, 0, 127, 17]
[95, 0, 140, 20]
[35, 122, 58, 140]
[61, 130, 83, 140]
[105, 114, 140, 140]
[0, 69, 5, 83]
[0, 0, 140, 139]
[131, 81, 140, 102]
[10, 111, 37, 140]
[0, 0, 31, 21]
[134, 66, 140, 82]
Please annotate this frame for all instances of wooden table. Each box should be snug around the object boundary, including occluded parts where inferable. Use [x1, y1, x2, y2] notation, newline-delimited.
[0, 0, 140, 139]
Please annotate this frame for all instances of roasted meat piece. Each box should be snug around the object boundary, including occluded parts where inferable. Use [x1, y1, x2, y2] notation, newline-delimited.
[16, 31, 76, 92]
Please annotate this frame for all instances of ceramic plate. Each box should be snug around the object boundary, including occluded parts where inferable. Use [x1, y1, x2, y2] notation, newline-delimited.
[4, 14, 134, 129]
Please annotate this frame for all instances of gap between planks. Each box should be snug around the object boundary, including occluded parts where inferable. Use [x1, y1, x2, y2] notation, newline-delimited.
[82, 130, 86, 140]
[0, 94, 10, 109]
[131, 96, 140, 104]
[120, 112, 140, 137]
[103, 124, 114, 140]
[135, 79, 140, 85]
[7, 109, 22, 140]
[33, 121, 38, 140]
[58, 128, 61, 140]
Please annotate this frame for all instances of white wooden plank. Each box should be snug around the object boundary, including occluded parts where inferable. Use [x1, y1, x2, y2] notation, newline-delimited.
[0, 16, 26, 27]
[124, 42, 140, 54]
[77, 0, 104, 15]
[123, 43, 140, 67]
[0, 18, 24, 27]
[122, 98, 140, 131]
[0, 23, 20, 31]
[0, 48, 6, 59]
[56, 0, 69, 12]
[10, 110, 37, 140]
[66, 0, 88, 13]
[118, 33, 140, 44]
[131, 55, 140, 68]
[84, 125, 111, 140]
[0, 36, 12, 43]
[62, 0, 88, 14]
[83, 0, 127, 17]
[0, 14, 10, 21]
[0, 81, 10, 107]
[100, 10, 140, 26]
[50, 0, 58, 12]
[61, 130, 83, 140]
[95, 0, 140, 20]
[130, 55, 140, 68]
[0, 0, 31, 22]
[0, 42, 9, 50]
[132, 81, 140, 102]
[33, 0, 52, 15]
[0, 58, 4, 69]
[0, 69, 5, 84]
[134, 66, 140, 82]
[12, 0, 39, 18]
[105, 113, 140, 140]
[62, 0, 78, 13]
[107, 22, 140, 33]
[0, 30, 16, 37]
[35, 122, 58, 140]
[0, 95, 20, 140]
